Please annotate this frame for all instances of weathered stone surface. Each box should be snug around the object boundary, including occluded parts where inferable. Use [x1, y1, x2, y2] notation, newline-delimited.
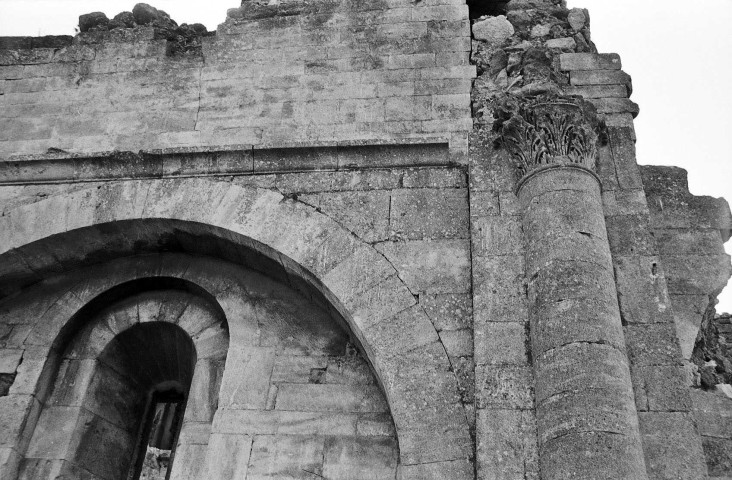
[560, 53, 622, 71]
[639, 412, 708, 480]
[217, 347, 275, 410]
[476, 365, 533, 409]
[399, 458, 474, 480]
[540, 431, 647, 480]
[375, 239, 471, 293]
[389, 188, 469, 240]
[322, 436, 398, 479]
[132, 3, 171, 25]
[545, 37, 576, 50]
[0, 0, 729, 477]
[476, 408, 538, 480]
[275, 383, 389, 413]
[78, 12, 109, 32]
[472, 16, 515, 46]
[0, 349, 22, 374]
[475, 321, 527, 366]
[202, 434, 252, 479]
[567, 8, 587, 31]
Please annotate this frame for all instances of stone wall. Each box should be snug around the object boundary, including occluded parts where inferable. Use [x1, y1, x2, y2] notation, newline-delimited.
[0, 0, 473, 159]
[2, 254, 400, 479]
[641, 165, 732, 360]
[0, 0, 731, 479]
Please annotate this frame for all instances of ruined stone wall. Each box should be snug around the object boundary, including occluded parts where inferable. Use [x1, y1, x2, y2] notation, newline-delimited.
[1, 0, 731, 479]
[641, 165, 732, 478]
[0, 0, 473, 158]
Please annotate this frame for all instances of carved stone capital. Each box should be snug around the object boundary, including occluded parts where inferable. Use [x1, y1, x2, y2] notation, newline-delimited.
[496, 95, 601, 178]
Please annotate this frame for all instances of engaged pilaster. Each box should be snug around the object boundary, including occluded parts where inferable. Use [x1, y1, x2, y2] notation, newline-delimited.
[499, 96, 648, 480]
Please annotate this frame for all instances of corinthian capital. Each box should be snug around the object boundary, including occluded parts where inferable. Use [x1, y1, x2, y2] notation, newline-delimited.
[496, 95, 601, 178]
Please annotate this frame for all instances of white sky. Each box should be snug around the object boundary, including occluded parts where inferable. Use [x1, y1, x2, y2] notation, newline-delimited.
[1, 0, 731, 310]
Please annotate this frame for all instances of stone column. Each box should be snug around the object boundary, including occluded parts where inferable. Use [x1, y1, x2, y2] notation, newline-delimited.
[500, 96, 648, 479]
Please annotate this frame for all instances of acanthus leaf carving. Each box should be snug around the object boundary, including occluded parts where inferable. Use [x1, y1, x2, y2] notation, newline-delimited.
[495, 94, 601, 178]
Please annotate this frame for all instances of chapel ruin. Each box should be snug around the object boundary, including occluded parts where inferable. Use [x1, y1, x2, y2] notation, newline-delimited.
[0, 0, 730, 479]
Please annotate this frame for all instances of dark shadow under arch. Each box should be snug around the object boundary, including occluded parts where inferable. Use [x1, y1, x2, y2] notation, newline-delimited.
[0, 218, 333, 319]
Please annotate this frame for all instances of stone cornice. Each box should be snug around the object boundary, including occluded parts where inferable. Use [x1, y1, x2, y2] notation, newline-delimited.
[0, 140, 451, 185]
[496, 94, 601, 179]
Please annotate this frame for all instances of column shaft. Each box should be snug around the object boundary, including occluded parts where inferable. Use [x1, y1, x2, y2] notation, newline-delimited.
[519, 165, 647, 479]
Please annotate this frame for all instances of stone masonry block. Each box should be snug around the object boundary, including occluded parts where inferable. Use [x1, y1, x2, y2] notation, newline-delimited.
[347, 275, 417, 333]
[655, 228, 727, 256]
[473, 255, 524, 297]
[398, 458, 474, 480]
[564, 85, 628, 99]
[400, 166, 467, 189]
[690, 389, 732, 439]
[213, 409, 358, 436]
[390, 188, 469, 240]
[663, 254, 732, 297]
[638, 412, 707, 480]
[614, 255, 674, 325]
[475, 322, 527, 367]
[471, 215, 523, 257]
[606, 214, 657, 256]
[635, 365, 692, 412]
[0, 394, 40, 449]
[601, 189, 650, 217]
[530, 296, 626, 358]
[218, 346, 276, 410]
[420, 293, 472, 331]
[624, 323, 683, 367]
[702, 436, 732, 478]
[356, 413, 396, 437]
[322, 245, 396, 304]
[559, 53, 622, 71]
[476, 364, 533, 409]
[476, 408, 538, 480]
[247, 435, 324, 479]
[202, 434, 252, 479]
[275, 383, 388, 413]
[168, 443, 207, 480]
[325, 356, 374, 385]
[540, 430, 647, 480]
[589, 97, 640, 118]
[534, 343, 633, 405]
[569, 69, 632, 88]
[537, 388, 641, 446]
[271, 355, 328, 384]
[313, 190, 391, 243]
[322, 436, 398, 479]
[69, 410, 135, 480]
[185, 359, 224, 422]
[0, 447, 21, 480]
[365, 304, 439, 360]
[439, 329, 473, 358]
[0, 349, 23, 374]
[375, 239, 471, 293]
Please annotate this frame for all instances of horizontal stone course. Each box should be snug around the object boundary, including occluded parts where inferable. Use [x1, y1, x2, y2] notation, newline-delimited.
[0, 2, 473, 158]
[559, 52, 622, 71]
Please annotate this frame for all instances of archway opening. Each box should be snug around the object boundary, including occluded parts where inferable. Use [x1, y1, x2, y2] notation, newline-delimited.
[100, 321, 196, 480]
[18, 288, 226, 480]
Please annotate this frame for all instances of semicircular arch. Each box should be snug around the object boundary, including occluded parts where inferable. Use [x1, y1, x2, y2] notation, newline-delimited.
[0, 179, 473, 476]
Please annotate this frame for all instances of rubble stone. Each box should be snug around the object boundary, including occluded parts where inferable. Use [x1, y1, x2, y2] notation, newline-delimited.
[78, 12, 109, 32]
[472, 15, 515, 46]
